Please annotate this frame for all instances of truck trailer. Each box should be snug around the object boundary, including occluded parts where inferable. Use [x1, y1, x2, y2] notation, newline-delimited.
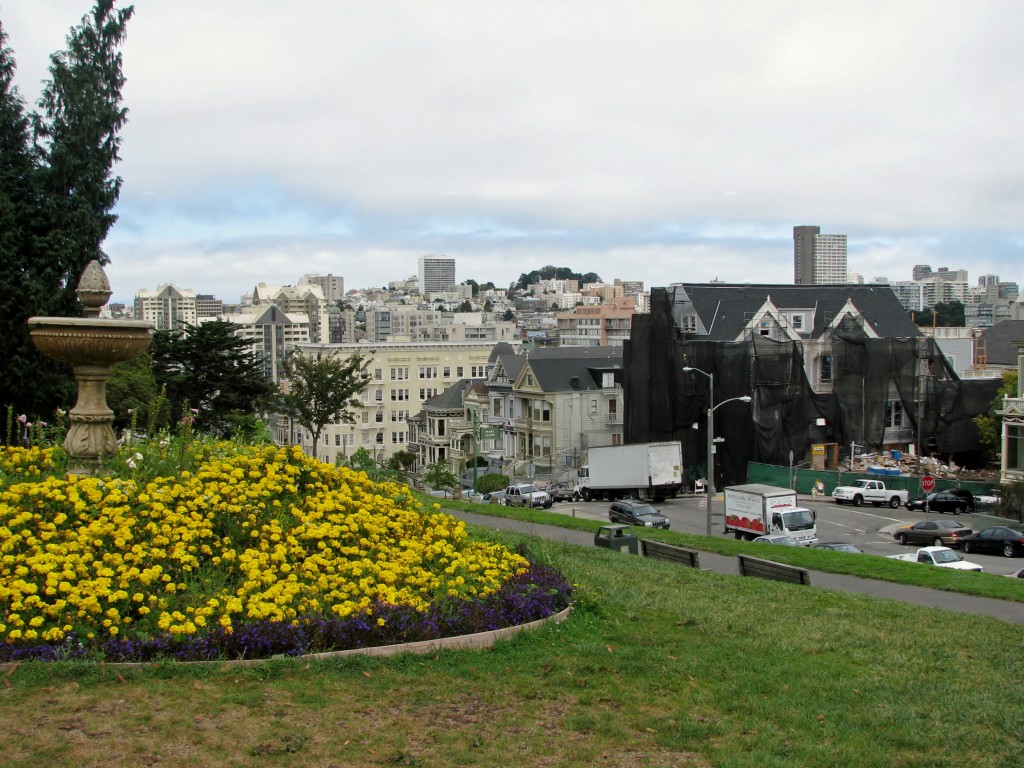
[575, 442, 683, 502]
[723, 484, 818, 545]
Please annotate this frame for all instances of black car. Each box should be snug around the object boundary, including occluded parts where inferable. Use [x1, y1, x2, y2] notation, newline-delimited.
[813, 542, 864, 553]
[608, 500, 670, 529]
[905, 489, 974, 515]
[961, 526, 1024, 558]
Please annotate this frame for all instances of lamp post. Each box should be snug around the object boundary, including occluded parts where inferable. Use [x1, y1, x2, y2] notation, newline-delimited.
[683, 366, 752, 537]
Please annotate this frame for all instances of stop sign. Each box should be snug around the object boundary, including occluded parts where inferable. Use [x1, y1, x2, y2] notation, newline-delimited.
[921, 475, 936, 493]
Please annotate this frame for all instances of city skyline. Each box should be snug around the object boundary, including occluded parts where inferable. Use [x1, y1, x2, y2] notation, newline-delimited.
[6, 2, 1023, 304]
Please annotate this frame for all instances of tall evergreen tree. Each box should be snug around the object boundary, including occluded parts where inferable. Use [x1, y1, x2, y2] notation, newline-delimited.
[150, 321, 277, 437]
[0, 19, 46, 420]
[0, 2, 133, 423]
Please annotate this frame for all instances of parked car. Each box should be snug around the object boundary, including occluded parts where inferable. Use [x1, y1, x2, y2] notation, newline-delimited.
[1004, 567, 1024, 579]
[888, 546, 984, 571]
[812, 542, 864, 553]
[904, 489, 974, 514]
[504, 483, 552, 509]
[481, 491, 506, 505]
[960, 526, 1024, 558]
[607, 500, 670, 529]
[548, 482, 577, 502]
[892, 520, 972, 547]
[752, 534, 799, 545]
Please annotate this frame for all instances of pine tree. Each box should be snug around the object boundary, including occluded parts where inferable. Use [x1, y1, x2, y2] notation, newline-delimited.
[0, 2, 134, 422]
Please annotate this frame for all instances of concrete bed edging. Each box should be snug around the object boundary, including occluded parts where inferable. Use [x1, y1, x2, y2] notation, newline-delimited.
[94, 605, 574, 669]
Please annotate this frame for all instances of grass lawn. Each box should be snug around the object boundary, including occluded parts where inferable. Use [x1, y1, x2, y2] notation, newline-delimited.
[1, 531, 1021, 768]
[438, 496, 1024, 603]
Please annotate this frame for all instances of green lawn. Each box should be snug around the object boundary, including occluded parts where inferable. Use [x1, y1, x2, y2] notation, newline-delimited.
[2, 531, 1021, 768]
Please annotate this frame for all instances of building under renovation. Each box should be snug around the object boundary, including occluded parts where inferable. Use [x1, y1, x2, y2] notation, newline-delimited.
[624, 285, 1001, 487]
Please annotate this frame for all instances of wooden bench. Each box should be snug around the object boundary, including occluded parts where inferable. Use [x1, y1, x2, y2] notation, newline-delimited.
[737, 555, 811, 585]
[640, 539, 701, 569]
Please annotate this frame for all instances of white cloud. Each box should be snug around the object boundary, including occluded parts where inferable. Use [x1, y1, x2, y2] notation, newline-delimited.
[5, 1, 1023, 301]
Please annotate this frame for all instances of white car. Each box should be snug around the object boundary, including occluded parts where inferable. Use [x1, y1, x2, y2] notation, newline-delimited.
[887, 546, 984, 571]
[752, 534, 800, 545]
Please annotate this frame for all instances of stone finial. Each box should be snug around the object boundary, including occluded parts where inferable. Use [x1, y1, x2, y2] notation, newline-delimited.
[77, 260, 112, 317]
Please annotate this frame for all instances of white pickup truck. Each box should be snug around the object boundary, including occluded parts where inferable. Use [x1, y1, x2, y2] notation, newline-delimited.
[887, 546, 983, 571]
[832, 479, 909, 509]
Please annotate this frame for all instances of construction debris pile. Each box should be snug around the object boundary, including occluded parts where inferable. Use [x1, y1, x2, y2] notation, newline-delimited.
[851, 450, 999, 483]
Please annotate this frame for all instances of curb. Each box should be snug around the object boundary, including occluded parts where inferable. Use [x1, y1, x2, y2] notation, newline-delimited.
[78, 605, 575, 670]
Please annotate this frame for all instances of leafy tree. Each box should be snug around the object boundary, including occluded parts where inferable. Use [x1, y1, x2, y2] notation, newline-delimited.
[423, 460, 458, 491]
[973, 370, 1018, 455]
[279, 350, 367, 459]
[912, 301, 965, 327]
[0, 3, 133, 420]
[476, 473, 508, 493]
[502, 309, 516, 322]
[483, 299, 493, 313]
[150, 320, 276, 437]
[457, 300, 473, 312]
[387, 450, 416, 472]
[106, 351, 170, 432]
[581, 272, 602, 284]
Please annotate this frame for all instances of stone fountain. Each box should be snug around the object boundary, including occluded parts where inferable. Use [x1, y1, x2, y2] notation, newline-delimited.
[27, 261, 154, 475]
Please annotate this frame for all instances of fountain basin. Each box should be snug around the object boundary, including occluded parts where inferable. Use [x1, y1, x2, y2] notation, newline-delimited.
[27, 317, 154, 367]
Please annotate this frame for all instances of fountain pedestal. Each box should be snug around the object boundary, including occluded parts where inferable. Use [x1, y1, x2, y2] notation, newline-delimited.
[27, 262, 154, 475]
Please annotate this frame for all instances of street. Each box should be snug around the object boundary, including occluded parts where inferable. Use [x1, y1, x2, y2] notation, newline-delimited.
[542, 494, 1024, 577]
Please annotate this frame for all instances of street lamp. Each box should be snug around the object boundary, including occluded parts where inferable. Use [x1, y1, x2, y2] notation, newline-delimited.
[683, 366, 752, 537]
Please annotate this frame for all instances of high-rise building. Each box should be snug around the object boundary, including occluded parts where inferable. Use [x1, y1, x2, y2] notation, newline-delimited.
[418, 256, 456, 295]
[793, 226, 848, 285]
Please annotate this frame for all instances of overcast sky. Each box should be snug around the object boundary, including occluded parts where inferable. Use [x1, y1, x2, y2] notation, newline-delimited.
[5, 2, 1023, 303]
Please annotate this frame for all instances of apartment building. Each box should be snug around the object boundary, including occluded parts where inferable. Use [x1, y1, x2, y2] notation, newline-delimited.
[248, 283, 331, 344]
[556, 297, 637, 347]
[283, 339, 518, 465]
[221, 304, 311, 383]
[793, 225, 848, 285]
[134, 284, 198, 331]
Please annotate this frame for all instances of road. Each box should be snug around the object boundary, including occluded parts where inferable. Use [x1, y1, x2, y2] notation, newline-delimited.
[541, 494, 1024, 576]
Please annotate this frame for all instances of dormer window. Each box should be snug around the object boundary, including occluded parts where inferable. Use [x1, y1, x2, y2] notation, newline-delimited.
[759, 320, 771, 337]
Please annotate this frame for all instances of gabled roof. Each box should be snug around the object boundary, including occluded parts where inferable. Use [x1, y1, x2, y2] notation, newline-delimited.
[488, 341, 516, 362]
[425, 379, 471, 411]
[978, 320, 1024, 365]
[521, 347, 623, 393]
[668, 283, 920, 341]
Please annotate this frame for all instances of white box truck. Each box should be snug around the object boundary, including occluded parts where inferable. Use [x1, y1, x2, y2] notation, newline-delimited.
[574, 442, 683, 502]
[723, 484, 818, 545]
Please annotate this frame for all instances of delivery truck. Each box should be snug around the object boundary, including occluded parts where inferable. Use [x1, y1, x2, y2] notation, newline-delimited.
[723, 484, 818, 545]
[574, 442, 683, 502]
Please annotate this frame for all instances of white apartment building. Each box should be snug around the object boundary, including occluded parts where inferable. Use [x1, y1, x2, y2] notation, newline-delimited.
[299, 274, 345, 304]
[221, 305, 311, 383]
[134, 284, 198, 331]
[248, 283, 330, 344]
[418, 256, 456, 295]
[282, 339, 519, 465]
[793, 225, 848, 285]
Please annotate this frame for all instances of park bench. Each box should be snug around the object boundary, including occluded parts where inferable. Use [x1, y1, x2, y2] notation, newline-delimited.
[640, 539, 701, 568]
[736, 554, 811, 585]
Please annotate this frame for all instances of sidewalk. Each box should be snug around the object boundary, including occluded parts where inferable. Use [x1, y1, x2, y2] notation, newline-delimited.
[450, 510, 1024, 626]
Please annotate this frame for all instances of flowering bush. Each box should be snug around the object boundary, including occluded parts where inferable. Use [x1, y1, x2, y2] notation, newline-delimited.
[0, 441, 571, 661]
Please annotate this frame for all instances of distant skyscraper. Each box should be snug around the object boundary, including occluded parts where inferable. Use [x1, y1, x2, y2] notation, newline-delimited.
[793, 226, 848, 285]
[418, 256, 456, 295]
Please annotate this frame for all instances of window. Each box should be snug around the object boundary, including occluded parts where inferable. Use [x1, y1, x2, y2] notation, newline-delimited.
[391, 431, 405, 444]
[362, 412, 369, 423]
[759, 320, 771, 337]
[591, 399, 597, 413]
[390, 367, 409, 380]
[443, 366, 451, 378]
[391, 389, 409, 401]
[374, 369, 383, 380]
[791, 314, 804, 330]
[375, 433, 384, 444]
[335, 434, 341, 446]
[457, 366, 464, 377]
[419, 366, 437, 379]
[820, 354, 833, 383]
[375, 412, 383, 423]
[493, 399, 503, 417]
[885, 400, 904, 428]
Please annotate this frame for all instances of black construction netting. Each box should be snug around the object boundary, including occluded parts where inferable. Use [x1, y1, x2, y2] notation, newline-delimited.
[623, 289, 1002, 486]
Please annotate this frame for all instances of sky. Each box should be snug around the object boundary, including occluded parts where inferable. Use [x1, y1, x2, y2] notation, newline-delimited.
[4, 1, 1024, 304]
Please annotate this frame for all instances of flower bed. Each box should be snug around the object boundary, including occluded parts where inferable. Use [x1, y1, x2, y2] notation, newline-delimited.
[0, 442, 571, 662]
